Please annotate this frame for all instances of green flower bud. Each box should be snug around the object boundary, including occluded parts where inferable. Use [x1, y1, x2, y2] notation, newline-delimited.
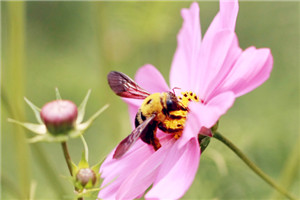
[40, 100, 78, 135]
[76, 168, 97, 188]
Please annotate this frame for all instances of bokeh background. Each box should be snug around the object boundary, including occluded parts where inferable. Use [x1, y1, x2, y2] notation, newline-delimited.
[1, 1, 299, 199]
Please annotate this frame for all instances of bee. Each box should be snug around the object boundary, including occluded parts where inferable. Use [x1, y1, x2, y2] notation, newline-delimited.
[108, 71, 196, 159]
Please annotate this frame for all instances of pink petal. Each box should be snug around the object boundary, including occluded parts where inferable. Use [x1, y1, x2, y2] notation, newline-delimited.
[206, 91, 235, 111]
[145, 138, 200, 200]
[124, 64, 170, 126]
[177, 104, 203, 148]
[98, 139, 154, 199]
[135, 64, 169, 93]
[219, 47, 273, 97]
[170, 2, 201, 91]
[194, 30, 241, 101]
[219, 0, 239, 30]
[202, 91, 235, 127]
[178, 91, 235, 147]
[116, 139, 175, 200]
[204, 0, 238, 39]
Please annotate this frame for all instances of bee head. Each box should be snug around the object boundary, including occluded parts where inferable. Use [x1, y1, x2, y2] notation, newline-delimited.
[166, 92, 181, 111]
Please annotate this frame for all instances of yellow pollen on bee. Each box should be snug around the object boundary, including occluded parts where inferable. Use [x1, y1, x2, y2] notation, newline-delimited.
[162, 91, 200, 139]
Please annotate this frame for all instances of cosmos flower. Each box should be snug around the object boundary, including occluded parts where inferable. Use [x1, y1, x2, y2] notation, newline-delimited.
[99, 1, 273, 199]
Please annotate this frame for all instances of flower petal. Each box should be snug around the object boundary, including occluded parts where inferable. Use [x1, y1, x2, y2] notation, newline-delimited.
[196, 1, 240, 98]
[177, 104, 203, 148]
[170, 2, 201, 91]
[116, 139, 175, 200]
[135, 64, 169, 93]
[98, 139, 154, 199]
[194, 30, 241, 101]
[200, 30, 242, 101]
[202, 91, 235, 128]
[219, 0, 239, 31]
[206, 91, 235, 110]
[178, 91, 235, 147]
[145, 138, 200, 200]
[204, 0, 238, 38]
[219, 47, 273, 97]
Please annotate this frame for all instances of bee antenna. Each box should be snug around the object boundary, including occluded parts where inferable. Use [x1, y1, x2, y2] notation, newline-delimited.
[171, 87, 181, 95]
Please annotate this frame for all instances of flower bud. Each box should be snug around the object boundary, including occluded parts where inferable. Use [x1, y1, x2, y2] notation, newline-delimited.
[76, 168, 97, 188]
[40, 100, 78, 135]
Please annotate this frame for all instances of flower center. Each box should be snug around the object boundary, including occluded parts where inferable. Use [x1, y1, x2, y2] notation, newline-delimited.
[178, 91, 201, 106]
[159, 91, 200, 139]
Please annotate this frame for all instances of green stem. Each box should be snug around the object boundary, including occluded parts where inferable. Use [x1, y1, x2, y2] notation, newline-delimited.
[61, 142, 84, 200]
[212, 132, 297, 200]
[61, 142, 73, 176]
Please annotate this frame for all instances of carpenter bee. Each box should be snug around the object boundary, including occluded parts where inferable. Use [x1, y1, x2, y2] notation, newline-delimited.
[108, 71, 190, 159]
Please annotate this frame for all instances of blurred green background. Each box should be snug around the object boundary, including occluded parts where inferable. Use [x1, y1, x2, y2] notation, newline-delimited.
[1, 1, 299, 199]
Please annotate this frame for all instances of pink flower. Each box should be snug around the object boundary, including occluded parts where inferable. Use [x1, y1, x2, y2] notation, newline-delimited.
[99, 1, 273, 199]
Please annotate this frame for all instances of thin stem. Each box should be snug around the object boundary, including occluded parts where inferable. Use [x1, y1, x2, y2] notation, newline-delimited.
[80, 135, 89, 162]
[213, 132, 297, 200]
[61, 142, 84, 200]
[61, 142, 73, 176]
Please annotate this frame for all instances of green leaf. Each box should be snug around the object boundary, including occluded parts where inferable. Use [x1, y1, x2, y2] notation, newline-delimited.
[91, 159, 103, 173]
[80, 135, 89, 162]
[28, 135, 48, 143]
[71, 161, 79, 177]
[55, 88, 62, 100]
[85, 179, 95, 189]
[68, 129, 84, 139]
[24, 97, 43, 124]
[199, 136, 211, 153]
[76, 89, 91, 124]
[76, 187, 101, 198]
[8, 118, 46, 134]
[28, 134, 68, 143]
[78, 152, 89, 169]
[211, 120, 219, 132]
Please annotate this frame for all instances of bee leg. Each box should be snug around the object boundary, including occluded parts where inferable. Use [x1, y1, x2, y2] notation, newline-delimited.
[173, 132, 182, 139]
[151, 136, 161, 150]
[140, 121, 161, 151]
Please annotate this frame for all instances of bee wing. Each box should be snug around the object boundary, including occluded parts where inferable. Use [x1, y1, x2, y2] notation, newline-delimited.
[108, 71, 150, 99]
[113, 114, 156, 159]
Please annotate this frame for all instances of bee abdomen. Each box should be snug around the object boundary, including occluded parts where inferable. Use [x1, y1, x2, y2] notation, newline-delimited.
[158, 123, 184, 133]
[169, 114, 184, 120]
[135, 110, 146, 128]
